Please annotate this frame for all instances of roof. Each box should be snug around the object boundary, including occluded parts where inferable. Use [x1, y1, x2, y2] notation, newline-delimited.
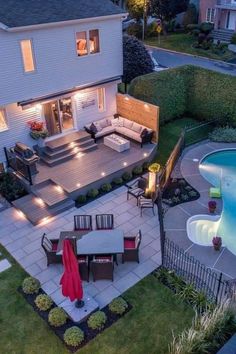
[0, 0, 126, 29]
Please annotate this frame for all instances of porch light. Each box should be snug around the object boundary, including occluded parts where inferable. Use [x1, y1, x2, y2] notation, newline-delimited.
[123, 162, 127, 167]
[35, 103, 42, 112]
[55, 185, 63, 193]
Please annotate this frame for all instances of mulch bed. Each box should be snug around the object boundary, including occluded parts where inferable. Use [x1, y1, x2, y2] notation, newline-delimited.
[162, 178, 200, 207]
[19, 287, 132, 352]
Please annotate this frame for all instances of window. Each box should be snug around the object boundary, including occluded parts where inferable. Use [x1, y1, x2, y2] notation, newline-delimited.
[20, 39, 35, 73]
[76, 31, 88, 56]
[0, 109, 8, 131]
[89, 30, 100, 54]
[76, 29, 100, 56]
[97, 88, 105, 112]
[206, 8, 215, 23]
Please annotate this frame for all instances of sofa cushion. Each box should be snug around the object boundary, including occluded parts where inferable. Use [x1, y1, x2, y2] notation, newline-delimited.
[99, 118, 109, 129]
[95, 126, 115, 138]
[111, 119, 119, 127]
[132, 122, 143, 133]
[118, 117, 124, 127]
[115, 127, 142, 143]
[94, 121, 102, 132]
[123, 118, 133, 130]
[124, 239, 136, 249]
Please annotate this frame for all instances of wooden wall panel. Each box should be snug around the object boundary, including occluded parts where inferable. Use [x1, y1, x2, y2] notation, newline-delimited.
[116, 93, 159, 142]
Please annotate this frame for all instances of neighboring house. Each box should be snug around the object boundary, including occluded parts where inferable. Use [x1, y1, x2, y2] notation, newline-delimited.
[199, 0, 236, 42]
[0, 0, 126, 161]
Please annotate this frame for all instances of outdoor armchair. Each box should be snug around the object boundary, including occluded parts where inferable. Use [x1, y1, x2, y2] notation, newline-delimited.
[41, 233, 62, 266]
[74, 214, 92, 231]
[90, 255, 114, 281]
[122, 230, 142, 263]
[126, 177, 148, 205]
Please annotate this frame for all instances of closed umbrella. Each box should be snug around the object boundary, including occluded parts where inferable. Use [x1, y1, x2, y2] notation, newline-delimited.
[60, 239, 84, 308]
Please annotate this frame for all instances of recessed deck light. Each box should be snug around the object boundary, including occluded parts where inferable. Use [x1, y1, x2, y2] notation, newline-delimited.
[101, 172, 106, 176]
[123, 162, 127, 167]
[55, 185, 63, 193]
[143, 153, 147, 157]
[35, 197, 45, 206]
[193, 158, 199, 162]
[76, 183, 81, 188]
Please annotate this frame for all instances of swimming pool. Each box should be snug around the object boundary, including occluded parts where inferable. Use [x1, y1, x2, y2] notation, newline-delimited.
[187, 149, 236, 255]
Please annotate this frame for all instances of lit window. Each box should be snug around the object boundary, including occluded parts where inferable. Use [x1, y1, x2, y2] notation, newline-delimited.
[89, 29, 100, 54]
[206, 8, 215, 23]
[0, 109, 8, 131]
[20, 40, 35, 73]
[76, 31, 88, 56]
[97, 88, 105, 112]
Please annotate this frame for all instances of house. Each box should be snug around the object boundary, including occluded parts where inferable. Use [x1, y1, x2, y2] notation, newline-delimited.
[199, 0, 236, 42]
[0, 0, 126, 162]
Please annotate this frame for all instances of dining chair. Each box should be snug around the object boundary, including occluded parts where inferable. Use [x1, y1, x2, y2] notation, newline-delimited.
[90, 255, 114, 281]
[126, 177, 148, 205]
[139, 191, 157, 216]
[95, 214, 114, 230]
[74, 215, 92, 231]
[41, 233, 62, 266]
[122, 230, 142, 263]
[78, 256, 89, 282]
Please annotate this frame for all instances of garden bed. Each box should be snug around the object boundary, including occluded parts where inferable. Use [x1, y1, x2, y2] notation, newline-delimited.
[0, 172, 28, 202]
[162, 178, 200, 207]
[20, 287, 131, 352]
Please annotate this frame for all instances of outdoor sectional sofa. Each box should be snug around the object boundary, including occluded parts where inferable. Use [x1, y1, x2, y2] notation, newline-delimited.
[84, 116, 154, 148]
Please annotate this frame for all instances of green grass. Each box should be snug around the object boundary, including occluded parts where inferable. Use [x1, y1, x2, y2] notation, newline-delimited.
[0, 245, 194, 354]
[145, 33, 236, 62]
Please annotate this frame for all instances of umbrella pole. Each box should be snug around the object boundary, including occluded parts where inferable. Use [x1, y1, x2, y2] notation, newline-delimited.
[75, 299, 85, 308]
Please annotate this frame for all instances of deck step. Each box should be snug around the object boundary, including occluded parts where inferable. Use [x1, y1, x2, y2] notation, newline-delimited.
[12, 194, 75, 226]
[43, 139, 95, 159]
[45, 131, 90, 151]
[212, 29, 234, 43]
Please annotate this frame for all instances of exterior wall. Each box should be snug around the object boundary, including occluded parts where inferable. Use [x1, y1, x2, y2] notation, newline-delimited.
[0, 17, 123, 106]
[199, 0, 216, 23]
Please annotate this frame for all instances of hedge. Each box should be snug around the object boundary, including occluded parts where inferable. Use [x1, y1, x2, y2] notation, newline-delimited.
[128, 65, 236, 126]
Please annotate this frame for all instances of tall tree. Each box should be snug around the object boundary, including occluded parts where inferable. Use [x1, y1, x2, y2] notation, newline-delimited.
[126, 0, 146, 21]
[150, 0, 189, 22]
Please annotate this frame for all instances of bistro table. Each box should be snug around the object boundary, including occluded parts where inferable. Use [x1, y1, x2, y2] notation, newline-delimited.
[57, 229, 124, 256]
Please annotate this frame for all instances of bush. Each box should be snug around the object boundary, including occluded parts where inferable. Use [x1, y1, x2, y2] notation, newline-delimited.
[22, 277, 40, 295]
[112, 177, 123, 185]
[76, 195, 87, 204]
[64, 327, 84, 347]
[109, 297, 128, 315]
[183, 4, 198, 27]
[87, 188, 99, 199]
[122, 171, 132, 182]
[48, 307, 68, 327]
[209, 126, 236, 142]
[231, 33, 236, 44]
[200, 22, 214, 34]
[146, 22, 158, 38]
[87, 311, 107, 330]
[0, 172, 27, 202]
[100, 183, 112, 193]
[126, 22, 142, 39]
[35, 294, 53, 311]
[132, 165, 143, 176]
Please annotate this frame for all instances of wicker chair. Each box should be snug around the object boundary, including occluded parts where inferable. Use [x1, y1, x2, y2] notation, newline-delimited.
[74, 215, 92, 231]
[122, 230, 142, 263]
[90, 255, 114, 281]
[41, 233, 62, 266]
[95, 214, 114, 230]
[78, 256, 89, 282]
[126, 177, 148, 205]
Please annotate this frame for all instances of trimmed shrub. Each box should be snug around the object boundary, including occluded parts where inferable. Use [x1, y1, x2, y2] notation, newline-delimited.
[35, 294, 53, 311]
[126, 22, 142, 39]
[209, 126, 236, 142]
[109, 297, 128, 315]
[22, 277, 40, 295]
[76, 195, 87, 204]
[112, 177, 123, 185]
[0, 172, 27, 202]
[100, 183, 112, 193]
[87, 188, 99, 199]
[48, 307, 68, 327]
[132, 166, 143, 176]
[87, 311, 107, 330]
[231, 33, 236, 45]
[64, 327, 84, 347]
[122, 171, 132, 182]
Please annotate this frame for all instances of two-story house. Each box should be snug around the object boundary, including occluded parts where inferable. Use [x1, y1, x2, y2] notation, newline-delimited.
[199, 0, 236, 42]
[0, 0, 126, 162]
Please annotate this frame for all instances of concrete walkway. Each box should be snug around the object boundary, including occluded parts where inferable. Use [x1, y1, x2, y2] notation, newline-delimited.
[165, 141, 236, 280]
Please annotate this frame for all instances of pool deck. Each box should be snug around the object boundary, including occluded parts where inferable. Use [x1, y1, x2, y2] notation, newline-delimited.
[165, 141, 236, 280]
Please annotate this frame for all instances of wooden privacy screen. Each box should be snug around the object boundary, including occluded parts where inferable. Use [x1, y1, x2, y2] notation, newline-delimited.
[116, 93, 159, 143]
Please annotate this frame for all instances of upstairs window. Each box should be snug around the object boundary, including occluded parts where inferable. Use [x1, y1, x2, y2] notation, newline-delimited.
[206, 8, 215, 23]
[0, 109, 8, 131]
[20, 39, 35, 73]
[76, 29, 100, 56]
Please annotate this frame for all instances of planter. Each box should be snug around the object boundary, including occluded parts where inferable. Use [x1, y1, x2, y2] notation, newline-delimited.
[208, 201, 217, 214]
[212, 236, 222, 251]
[213, 245, 221, 251]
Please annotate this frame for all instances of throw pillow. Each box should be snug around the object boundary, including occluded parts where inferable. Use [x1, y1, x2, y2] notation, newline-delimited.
[118, 117, 124, 127]
[140, 128, 148, 138]
[111, 119, 119, 127]
[106, 118, 112, 126]
[94, 122, 102, 132]
[123, 119, 133, 130]
[99, 119, 108, 129]
[89, 123, 98, 134]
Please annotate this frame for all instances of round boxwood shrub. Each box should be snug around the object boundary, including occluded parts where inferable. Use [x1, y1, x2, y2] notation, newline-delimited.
[48, 307, 68, 327]
[109, 297, 128, 315]
[64, 326, 84, 347]
[76, 195, 87, 204]
[122, 171, 132, 182]
[22, 277, 40, 295]
[35, 294, 53, 311]
[87, 311, 107, 330]
[87, 188, 99, 199]
[112, 177, 123, 186]
[100, 183, 112, 193]
[132, 166, 143, 176]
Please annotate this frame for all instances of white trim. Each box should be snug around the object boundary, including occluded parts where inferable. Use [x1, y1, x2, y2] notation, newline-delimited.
[206, 8, 216, 23]
[19, 38, 36, 74]
[0, 108, 9, 132]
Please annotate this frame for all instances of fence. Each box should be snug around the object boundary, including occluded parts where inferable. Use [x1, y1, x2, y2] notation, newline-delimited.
[4, 147, 33, 185]
[163, 238, 230, 304]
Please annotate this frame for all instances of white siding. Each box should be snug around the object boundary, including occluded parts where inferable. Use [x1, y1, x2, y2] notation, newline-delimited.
[0, 17, 123, 106]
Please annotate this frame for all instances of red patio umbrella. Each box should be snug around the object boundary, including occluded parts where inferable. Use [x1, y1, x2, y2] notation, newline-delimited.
[60, 239, 84, 307]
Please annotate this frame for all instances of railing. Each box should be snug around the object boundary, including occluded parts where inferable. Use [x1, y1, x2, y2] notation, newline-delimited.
[4, 147, 33, 185]
[163, 238, 230, 304]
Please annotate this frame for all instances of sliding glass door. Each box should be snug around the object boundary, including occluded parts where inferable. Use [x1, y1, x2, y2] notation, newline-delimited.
[43, 97, 74, 137]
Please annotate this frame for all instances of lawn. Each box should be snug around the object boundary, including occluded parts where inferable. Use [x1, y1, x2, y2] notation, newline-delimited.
[0, 244, 194, 354]
[145, 33, 236, 62]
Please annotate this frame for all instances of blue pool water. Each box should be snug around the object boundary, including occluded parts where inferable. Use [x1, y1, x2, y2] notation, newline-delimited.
[199, 149, 236, 255]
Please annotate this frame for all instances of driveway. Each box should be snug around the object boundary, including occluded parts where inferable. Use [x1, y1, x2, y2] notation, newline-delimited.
[150, 47, 236, 76]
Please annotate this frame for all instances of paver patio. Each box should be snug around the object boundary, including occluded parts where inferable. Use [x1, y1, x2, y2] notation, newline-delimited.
[0, 183, 161, 311]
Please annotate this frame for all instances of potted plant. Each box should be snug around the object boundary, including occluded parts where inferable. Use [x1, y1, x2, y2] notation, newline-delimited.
[28, 121, 49, 147]
[212, 236, 222, 251]
[208, 200, 216, 213]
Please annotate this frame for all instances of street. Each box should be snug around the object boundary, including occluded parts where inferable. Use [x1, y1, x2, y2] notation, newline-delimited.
[150, 47, 236, 76]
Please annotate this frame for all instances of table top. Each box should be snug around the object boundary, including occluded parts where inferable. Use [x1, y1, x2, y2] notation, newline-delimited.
[104, 134, 130, 145]
[57, 229, 124, 256]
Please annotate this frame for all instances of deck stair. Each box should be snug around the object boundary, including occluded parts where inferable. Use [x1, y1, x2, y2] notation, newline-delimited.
[212, 29, 234, 43]
[40, 131, 97, 167]
[12, 180, 75, 225]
